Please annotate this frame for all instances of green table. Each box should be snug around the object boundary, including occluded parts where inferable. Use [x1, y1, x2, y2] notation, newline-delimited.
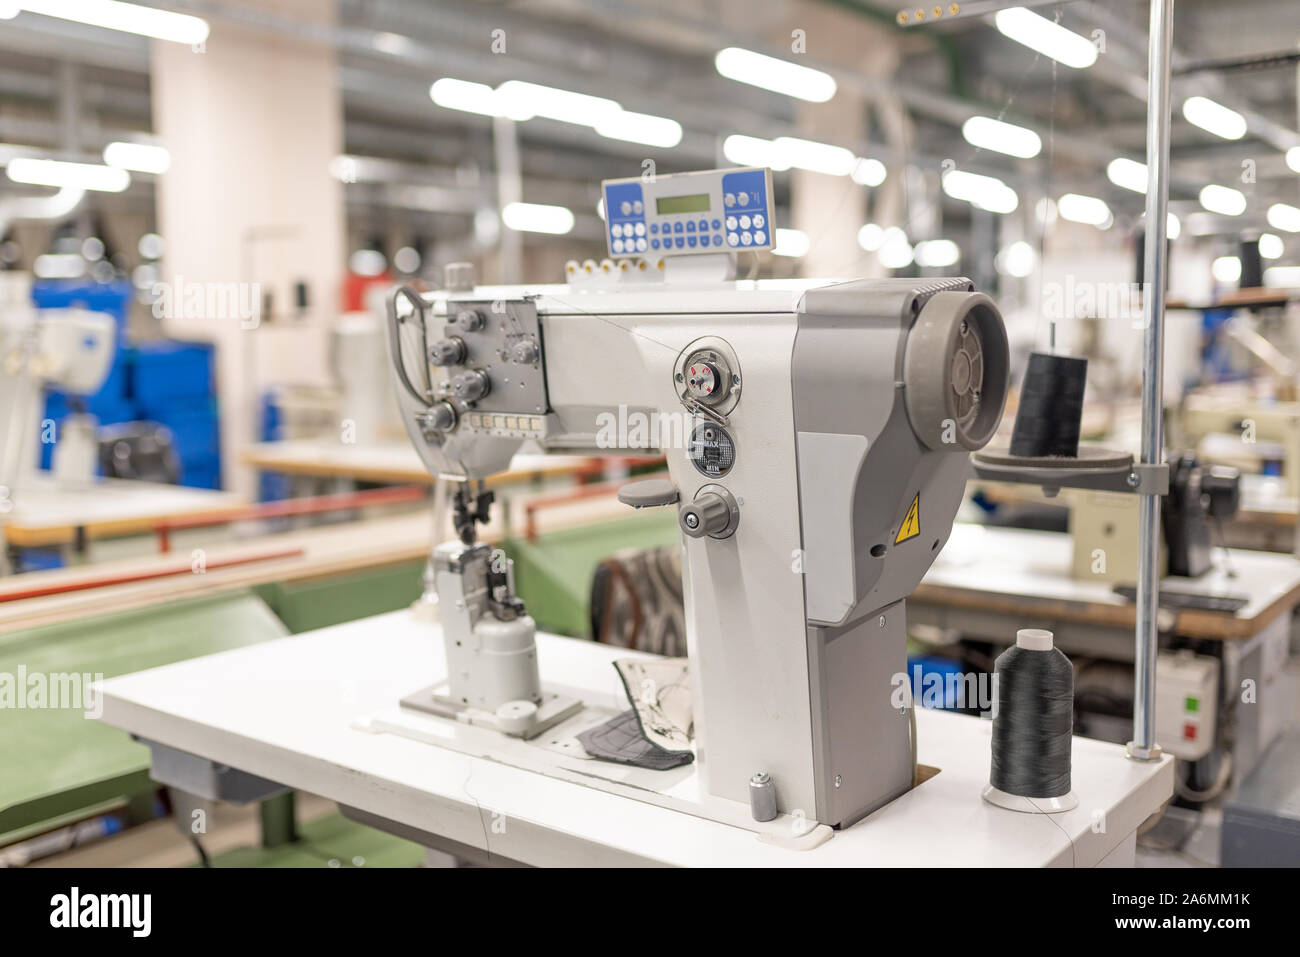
[0, 591, 288, 843]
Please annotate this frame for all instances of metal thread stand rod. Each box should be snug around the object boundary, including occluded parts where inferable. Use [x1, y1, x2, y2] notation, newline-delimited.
[1130, 0, 1174, 761]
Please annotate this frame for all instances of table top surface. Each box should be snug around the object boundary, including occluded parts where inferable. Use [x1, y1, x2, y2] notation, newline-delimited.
[97, 609, 1172, 867]
[241, 440, 602, 486]
[3, 475, 244, 546]
[919, 523, 1300, 639]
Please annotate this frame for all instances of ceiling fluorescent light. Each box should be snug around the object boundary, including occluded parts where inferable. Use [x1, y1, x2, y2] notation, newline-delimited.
[995, 7, 1098, 69]
[7, 157, 129, 192]
[14, 0, 208, 45]
[1182, 96, 1247, 140]
[1199, 184, 1247, 216]
[595, 110, 682, 148]
[495, 80, 620, 127]
[722, 135, 790, 171]
[774, 137, 855, 176]
[1057, 193, 1111, 227]
[942, 169, 1019, 214]
[962, 116, 1041, 158]
[501, 201, 574, 235]
[714, 47, 836, 103]
[103, 141, 169, 174]
[1107, 157, 1147, 193]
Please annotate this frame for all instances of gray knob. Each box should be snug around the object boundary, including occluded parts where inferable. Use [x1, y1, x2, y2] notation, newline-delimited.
[453, 308, 485, 333]
[510, 338, 539, 364]
[428, 337, 466, 366]
[451, 369, 491, 402]
[444, 262, 476, 292]
[679, 491, 732, 539]
[422, 401, 457, 432]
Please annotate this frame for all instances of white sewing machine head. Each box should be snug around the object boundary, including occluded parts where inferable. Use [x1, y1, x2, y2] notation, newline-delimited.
[386, 167, 1010, 829]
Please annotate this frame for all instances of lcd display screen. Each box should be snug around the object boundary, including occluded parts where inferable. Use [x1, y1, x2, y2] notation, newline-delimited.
[656, 193, 711, 215]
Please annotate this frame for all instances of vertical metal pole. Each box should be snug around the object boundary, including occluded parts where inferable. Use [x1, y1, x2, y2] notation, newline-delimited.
[1130, 0, 1174, 760]
[493, 116, 523, 285]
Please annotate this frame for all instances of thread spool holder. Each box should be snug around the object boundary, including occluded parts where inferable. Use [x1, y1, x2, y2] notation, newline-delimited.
[970, 450, 1169, 498]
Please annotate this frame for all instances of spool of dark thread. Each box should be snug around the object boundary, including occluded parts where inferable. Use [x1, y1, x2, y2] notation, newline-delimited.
[1009, 352, 1088, 458]
[1239, 237, 1263, 290]
[987, 629, 1074, 803]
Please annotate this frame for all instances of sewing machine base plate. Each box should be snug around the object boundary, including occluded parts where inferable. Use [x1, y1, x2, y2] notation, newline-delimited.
[400, 683, 582, 740]
[367, 693, 828, 845]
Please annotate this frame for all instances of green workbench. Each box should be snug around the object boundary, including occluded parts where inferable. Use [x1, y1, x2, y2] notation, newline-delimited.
[0, 591, 289, 843]
[505, 511, 680, 637]
[1, 559, 426, 850]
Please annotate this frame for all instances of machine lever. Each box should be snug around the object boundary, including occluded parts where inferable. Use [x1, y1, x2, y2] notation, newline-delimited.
[616, 478, 679, 509]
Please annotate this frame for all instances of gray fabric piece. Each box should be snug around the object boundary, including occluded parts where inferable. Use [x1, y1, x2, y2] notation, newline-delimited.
[576, 709, 694, 770]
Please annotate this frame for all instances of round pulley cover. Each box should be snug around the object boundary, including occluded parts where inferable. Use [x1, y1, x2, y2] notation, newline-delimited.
[903, 291, 1009, 451]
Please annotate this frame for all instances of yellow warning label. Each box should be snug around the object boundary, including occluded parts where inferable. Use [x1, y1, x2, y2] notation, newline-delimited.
[895, 494, 921, 544]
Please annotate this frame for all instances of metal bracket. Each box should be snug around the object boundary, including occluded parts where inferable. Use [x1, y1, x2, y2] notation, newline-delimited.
[1126, 462, 1171, 495]
[971, 453, 1170, 497]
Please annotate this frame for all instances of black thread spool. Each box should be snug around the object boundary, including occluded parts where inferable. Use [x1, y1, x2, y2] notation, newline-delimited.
[984, 628, 1078, 813]
[1009, 352, 1088, 458]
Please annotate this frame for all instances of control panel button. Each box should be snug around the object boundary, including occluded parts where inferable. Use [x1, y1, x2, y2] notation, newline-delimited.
[675, 237, 685, 248]
[697, 219, 708, 232]
[713, 234, 724, 246]
[724, 193, 736, 207]
[673, 221, 683, 233]
[633, 200, 644, 214]
[738, 191, 750, 206]
[725, 215, 738, 230]
[686, 220, 695, 232]
[650, 223, 658, 234]
[620, 201, 631, 215]
[739, 215, 751, 229]
[754, 230, 766, 245]
[727, 233, 739, 246]
[740, 231, 752, 246]
[634, 222, 646, 236]
[611, 224, 623, 238]
[636, 237, 647, 252]
[687, 236, 697, 248]
[612, 239, 624, 253]
[712, 219, 721, 230]
[651, 238, 660, 250]
[752, 214, 765, 228]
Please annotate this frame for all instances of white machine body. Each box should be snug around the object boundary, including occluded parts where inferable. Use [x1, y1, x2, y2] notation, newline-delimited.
[1, 297, 115, 499]
[386, 168, 1010, 828]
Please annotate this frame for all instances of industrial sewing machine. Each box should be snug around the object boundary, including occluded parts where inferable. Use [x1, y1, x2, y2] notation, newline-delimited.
[0, 277, 115, 574]
[383, 167, 1011, 832]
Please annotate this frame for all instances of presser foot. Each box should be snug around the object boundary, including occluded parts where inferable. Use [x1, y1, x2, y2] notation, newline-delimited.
[400, 683, 582, 740]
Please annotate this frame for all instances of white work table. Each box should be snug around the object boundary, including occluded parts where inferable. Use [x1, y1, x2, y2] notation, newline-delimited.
[240, 439, 639, 489]
[3, 474, 244, 549]
[918, 523, 1300, 642]
[97, 609, 1172, 867]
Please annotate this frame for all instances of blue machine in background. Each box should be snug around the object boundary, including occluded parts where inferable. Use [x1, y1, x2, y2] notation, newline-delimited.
[32, 280, 222, 489]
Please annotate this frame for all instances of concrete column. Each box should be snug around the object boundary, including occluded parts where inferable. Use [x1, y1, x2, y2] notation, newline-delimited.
[779, 5, 899, 277]
[151, 0, 344, 495]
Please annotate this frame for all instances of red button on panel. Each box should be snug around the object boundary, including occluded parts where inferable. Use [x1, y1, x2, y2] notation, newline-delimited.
[1183, 722, 1198, 740]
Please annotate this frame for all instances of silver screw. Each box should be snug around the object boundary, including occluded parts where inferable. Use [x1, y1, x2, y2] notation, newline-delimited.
[878, 615, 887, 628]
[1127, 472, 1140, 488]
[834, 775, 842, 788]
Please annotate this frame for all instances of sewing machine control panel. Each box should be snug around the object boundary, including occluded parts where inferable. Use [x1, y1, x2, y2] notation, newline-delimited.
[602, 167, 774, 258]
